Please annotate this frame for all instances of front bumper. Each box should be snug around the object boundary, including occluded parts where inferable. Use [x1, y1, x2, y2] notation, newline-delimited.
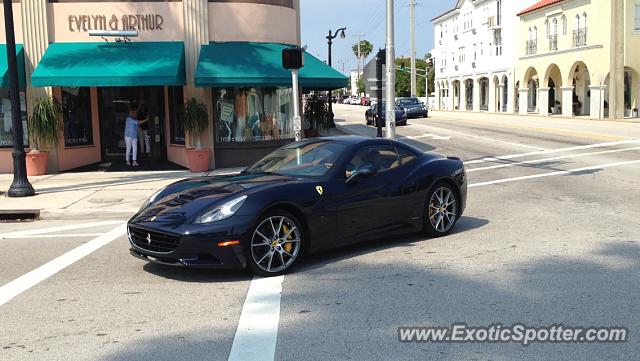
[405, 109, 428, 118]
[127, 215, 255, 269]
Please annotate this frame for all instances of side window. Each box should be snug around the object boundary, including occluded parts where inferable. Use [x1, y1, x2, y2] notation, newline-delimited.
[397, 146, 418, 165]
[345, 145, 400, 177]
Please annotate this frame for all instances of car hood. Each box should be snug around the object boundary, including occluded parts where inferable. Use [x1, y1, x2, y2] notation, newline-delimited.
[131, 173, 298, 224]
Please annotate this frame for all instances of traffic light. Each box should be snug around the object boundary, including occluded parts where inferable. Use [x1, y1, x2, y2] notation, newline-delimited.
[400, 61, 406, 73]
[282, 47, 304, 70]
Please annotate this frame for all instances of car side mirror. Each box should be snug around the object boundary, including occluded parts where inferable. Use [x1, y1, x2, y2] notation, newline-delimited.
[345, 164, 378, 185]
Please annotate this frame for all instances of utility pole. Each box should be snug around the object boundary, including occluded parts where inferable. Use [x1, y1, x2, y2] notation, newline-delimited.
[409, 0, 417, 97]
[5, 0, 34, 197]
[385, 0, 396, 139]
[353, 33, 364, 96]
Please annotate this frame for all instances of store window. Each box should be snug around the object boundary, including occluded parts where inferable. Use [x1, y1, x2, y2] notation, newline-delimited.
[62, 87, 93, 147]
[0, 89, 28, 148]
[168, 86, 185, 145]
[214, 87, 294, 144]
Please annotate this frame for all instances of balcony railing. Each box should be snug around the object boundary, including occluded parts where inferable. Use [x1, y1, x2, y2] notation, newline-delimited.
[573, 28, 587, 47]
[548, 35, 558, 51]
[525, 40, 537, 55]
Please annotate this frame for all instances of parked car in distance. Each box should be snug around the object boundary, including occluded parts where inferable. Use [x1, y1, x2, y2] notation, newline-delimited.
[365, 102, 407, 126]
[396, 97, 428, 118]
[348, 97, 362, 105]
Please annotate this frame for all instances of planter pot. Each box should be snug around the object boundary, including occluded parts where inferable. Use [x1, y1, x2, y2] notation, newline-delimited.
[185, 148, 211, 173]
[26, 151, 49, 176]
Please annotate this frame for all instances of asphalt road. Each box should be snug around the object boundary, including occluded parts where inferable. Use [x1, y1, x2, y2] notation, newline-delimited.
[1, 104, 640, 361]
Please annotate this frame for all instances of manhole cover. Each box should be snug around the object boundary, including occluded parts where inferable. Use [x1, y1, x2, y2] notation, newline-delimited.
[89, 198, 123, 204]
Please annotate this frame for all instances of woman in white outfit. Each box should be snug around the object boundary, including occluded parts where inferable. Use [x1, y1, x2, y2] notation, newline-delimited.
[124, 105, 147, 166]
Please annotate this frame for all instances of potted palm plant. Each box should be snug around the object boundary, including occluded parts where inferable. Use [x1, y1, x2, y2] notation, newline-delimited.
[303, 91, 330, 137]
[183, 97, 210, 172]
[26, 97, 63, 176]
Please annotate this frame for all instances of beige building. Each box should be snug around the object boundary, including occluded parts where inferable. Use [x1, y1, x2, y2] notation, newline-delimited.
[515, 0, 638, 120]
[0, 0, 347, 173]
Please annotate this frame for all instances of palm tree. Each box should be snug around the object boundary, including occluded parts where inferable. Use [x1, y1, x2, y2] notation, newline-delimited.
[352, 40, 373, 74]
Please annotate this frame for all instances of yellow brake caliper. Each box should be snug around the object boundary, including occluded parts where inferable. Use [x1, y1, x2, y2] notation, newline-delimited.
[282, 225, 293, 253]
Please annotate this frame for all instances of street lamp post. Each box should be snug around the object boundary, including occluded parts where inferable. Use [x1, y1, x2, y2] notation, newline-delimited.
[326, 27, 346, 128]
[4, 0, 34, 197]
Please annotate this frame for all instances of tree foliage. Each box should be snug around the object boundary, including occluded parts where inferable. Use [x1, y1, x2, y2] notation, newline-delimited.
[394, 55, 435, 97]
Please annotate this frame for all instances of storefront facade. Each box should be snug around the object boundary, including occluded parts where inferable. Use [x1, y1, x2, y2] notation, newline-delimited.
[0, 0, 346, 173]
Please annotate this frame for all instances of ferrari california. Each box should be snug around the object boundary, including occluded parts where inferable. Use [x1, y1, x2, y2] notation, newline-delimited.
[128, 136, 466, 276]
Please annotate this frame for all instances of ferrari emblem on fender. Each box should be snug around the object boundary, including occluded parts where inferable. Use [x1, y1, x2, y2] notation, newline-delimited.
[316, 186, 324, 195]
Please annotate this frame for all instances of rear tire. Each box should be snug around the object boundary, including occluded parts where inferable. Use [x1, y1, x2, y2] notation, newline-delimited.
[247, 210, 304, 277]
[423, 182, 459, 237]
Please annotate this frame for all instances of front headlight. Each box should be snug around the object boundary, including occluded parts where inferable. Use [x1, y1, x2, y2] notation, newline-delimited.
[140, 188, 164, 211]
[194, 195, 247, 224]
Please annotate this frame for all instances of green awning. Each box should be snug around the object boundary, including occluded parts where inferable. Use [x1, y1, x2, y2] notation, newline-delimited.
[195, 42, 348, 90]
[0, 44, 26, 90]
[31, 42, 185, 87]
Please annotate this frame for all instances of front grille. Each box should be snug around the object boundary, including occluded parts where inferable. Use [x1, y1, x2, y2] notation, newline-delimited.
[128, 227, 180, 253]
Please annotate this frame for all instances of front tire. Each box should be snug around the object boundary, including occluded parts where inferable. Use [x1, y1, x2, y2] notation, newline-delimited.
[423, 182, 459, 237]
[247, 210, 304, 276]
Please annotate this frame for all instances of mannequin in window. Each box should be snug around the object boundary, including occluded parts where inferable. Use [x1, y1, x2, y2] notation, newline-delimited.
[234, 88, 248, 141]
[218, 90, 234, 142]
[263, 88, 279, 140]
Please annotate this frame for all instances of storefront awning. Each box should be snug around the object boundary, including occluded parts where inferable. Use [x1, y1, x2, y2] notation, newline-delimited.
[0, 44, 26, 90]
[195, 42, 348, 90]
[31, 42, 186, 87]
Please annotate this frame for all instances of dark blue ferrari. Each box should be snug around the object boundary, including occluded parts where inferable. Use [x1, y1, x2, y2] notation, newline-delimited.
[128, 136, 467, 276]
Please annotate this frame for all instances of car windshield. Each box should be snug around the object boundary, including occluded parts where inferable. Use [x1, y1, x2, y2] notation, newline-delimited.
[245, 141, 347, 177]
[398, 98, 421, 106]
[375, 103, 401, 111]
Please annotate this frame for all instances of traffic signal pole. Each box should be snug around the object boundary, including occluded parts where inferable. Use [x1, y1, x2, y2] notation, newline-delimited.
[385, 0, 396, 139]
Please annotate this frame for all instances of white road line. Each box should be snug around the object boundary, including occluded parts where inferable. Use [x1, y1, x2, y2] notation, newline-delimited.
[467, 146, 640, 172]
[0, 220, 123, 239]
[468, 159, 640, 188]
[464, 140, 640, 165]
[403, 134, 451, 141]
[3, 233, 103, 239]
[408, 122, 547, 150]
[0, 223, 126, 306]
[228, 275, 284, 361]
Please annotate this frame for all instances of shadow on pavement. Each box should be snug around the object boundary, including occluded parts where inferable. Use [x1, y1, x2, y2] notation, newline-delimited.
[299, 216, 489, 273]
[275, 241, 640, 361]
[141, 262, 250, 283]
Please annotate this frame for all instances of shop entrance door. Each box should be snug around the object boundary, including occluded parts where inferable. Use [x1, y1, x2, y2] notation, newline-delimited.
[98, 86, 166, 164]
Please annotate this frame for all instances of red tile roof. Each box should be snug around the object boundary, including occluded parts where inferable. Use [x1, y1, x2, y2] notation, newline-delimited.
[517, 0, 565, 16]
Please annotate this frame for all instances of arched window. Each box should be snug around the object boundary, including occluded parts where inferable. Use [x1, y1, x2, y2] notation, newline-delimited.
[534, 26, 538, 40]
[583, 13, 587, 30]
[562, 15, 567, 35]
[545, 19, 550, 38]
[553, 18, 558, 36]
[575, 14, 580, 30]
[529, 27, 532, 40]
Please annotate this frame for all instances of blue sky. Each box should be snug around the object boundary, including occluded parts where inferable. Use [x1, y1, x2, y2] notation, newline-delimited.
[300, 0, 456, 75]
